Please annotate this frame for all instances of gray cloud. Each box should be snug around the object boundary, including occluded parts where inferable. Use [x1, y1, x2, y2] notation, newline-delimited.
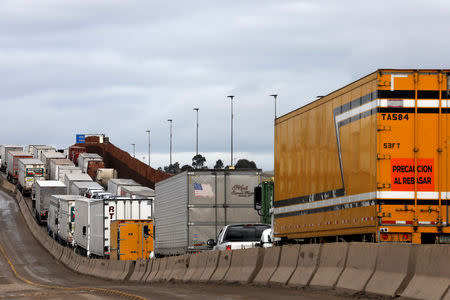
[1, 0, 450, 169]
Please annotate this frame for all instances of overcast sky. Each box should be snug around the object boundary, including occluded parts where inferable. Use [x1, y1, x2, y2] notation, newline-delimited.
[1, 0, 449, 170]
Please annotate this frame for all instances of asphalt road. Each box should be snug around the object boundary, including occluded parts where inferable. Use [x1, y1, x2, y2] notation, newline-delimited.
[0, 188, 373, 300]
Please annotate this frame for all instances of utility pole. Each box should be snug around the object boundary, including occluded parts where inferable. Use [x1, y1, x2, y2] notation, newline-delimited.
[227, 95, 235, 166]
[168, 119, 173, 166]
[146, 130, 150, 166]
[193, 108, 199, 156]
[131, 143, 135, 158]
[270, 94, 278, 119]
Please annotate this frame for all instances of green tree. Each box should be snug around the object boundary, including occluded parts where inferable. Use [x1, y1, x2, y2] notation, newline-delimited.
[192, 154, 206, 169]
[234, 159, 257, 169]
[214, 159, 224, 169]
[164, 162, 181, 174]
[181, 164, 194, 172]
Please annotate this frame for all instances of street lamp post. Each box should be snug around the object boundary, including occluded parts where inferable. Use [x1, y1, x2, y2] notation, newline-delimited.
[227, 95, 235, 166]
[131, 143, 135, 158]
[270, 94, 278, 120]
[146, 130, 150, 166]
[168, 119, 173, 166]
[193, 108, 199, 156]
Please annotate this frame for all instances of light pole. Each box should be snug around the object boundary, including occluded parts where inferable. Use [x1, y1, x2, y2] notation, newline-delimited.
[227, 95, 235, 166]
[270, 94, 278, 119]
[146, 130, 150, 166]
[193, 108, 199, 156]
[168, 119, 173, 166]
[131, 143, 135, 158]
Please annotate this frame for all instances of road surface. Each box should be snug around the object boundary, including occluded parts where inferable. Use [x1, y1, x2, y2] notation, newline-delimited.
[0, 188, 372, 300]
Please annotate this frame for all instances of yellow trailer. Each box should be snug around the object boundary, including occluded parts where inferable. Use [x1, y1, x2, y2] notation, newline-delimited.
[110, 220, 153, 260]
[274, 69, 450, 244]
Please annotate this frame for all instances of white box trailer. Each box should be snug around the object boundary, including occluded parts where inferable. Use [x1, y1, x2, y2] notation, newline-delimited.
[27, 145, 45, 155]
[120, 185, 155, 198]
[0, 145, 22, 171]
[74, 197, 104, 257]
[48, 197, 59, 238]
[41, 151, 65, 179]
[50, 195, 84, 246]
[56, 165, 82, 182]
[6, 151, 33, 183]
[17, 159, 45, 196]
[49, 158, 73, 180]
[77, 153, 102, 173]
[107, 178, 139, 195]
[155, 169, 262, 255]
[33, 146, 55, 161]
[70, 181, 103, 196]
[95, 168, 117, 188]
[64, 173, 92, 195]
[103, 197, 153, 256]
[33, 180, 66, 224]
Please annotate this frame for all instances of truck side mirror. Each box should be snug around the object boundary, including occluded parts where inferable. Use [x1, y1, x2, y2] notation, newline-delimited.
[207, 239, 216, 248]
[254, 186, 262, 210]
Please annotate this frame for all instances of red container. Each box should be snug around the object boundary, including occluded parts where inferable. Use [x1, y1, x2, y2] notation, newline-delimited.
[87, 160, 105, 180]
[68, 146, 86, 165]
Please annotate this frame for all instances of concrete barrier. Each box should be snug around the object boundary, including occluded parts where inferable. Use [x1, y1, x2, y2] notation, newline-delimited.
[309, 243, 349, 289]
[160, 256, 177, 282]
[183, 251, 208, 282]
[335, 243, 378, 292]
[209, 250, 233, 283]
[129, 260, 149, 282]
[59, 248, 71, 267]
[90, 259, 109, 279]
[146, 259, 160, 283]
[269, 244, 301, 285]
[253, 246, 281, 285]
[365, 243, 412, 297]
[401, 245, 450, 300]
[153, 257, 168, 282]
[288, 244, 321, 287]
[76, 256, 91, 275]
[105, 260, 131, 281]
[50, 242, 64, 260]
[199, 251, 220, 282]
[223, 248, 264, 284]
[169, 254, 190, 281]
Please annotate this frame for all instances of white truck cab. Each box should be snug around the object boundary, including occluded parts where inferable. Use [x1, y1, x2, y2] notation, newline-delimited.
[208, 223, 270, 251]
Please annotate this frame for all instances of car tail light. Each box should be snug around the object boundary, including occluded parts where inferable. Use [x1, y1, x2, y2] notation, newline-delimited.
[226, 245, 231, 251]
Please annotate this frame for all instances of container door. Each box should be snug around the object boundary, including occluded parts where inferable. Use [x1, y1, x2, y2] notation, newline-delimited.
[118, 222, 139, 260]
[377, 71, 449, 243]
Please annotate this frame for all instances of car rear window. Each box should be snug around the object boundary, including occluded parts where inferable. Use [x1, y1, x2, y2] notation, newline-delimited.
[223, 225, 270, 242]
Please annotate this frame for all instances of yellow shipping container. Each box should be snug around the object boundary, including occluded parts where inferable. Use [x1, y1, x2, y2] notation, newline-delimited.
[110, 220, 154, 260]
[274, 69, 450, 244]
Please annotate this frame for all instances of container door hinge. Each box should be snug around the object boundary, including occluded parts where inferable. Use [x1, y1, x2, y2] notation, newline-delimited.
[377, 154, 391, 160]
[377, 124, 391, 131]
[377, 183, 391, 189]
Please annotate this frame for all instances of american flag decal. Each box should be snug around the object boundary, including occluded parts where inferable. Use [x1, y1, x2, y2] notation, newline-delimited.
[193, 182, 214, 198]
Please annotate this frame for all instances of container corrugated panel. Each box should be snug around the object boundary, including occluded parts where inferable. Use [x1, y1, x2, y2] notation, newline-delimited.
[6, 151, 33, 178]
[64, 173, 93, 195]
[107, 178, 139, 195]
[155, 172, 188, 255]
[54, 195, 79, 245]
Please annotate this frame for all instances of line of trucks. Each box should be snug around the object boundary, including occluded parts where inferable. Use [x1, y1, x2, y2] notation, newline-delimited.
[0, 144, 267, 259]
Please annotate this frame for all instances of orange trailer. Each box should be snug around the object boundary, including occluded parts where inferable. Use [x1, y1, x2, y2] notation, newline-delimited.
[274, 69, 450, 244]
[110, 220, 154, 260]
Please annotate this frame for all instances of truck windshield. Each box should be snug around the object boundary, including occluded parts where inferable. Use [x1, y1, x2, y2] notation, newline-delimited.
[223, 225, 270, 242]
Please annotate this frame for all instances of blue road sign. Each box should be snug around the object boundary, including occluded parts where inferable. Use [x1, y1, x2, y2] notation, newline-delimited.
[76, 134, 85, 144]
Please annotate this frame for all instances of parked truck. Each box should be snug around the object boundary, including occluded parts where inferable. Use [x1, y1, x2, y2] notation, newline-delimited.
[95, 168, 117, 188]
[77, 153, 102, 173]
[273, 69, 450, 245]
[70, 181, 103, 196]
[41, 151, 65, 179]
[49, 195, 84, 246]
[73, 197, 103, 257]
[33, 145, 55, 162]
[120, 185, 154, 199]
[64, 173, 92, 195]
[6, 151, 33, 183]
[56, 165, 82, 182]
[33, 180, 66, 224]
[17, 159, 45, 196]
[0, 145, 22, 172]
[154, 169, 262, 256]
[49, 158, 74, 180]
[107, 178, 139, 195]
